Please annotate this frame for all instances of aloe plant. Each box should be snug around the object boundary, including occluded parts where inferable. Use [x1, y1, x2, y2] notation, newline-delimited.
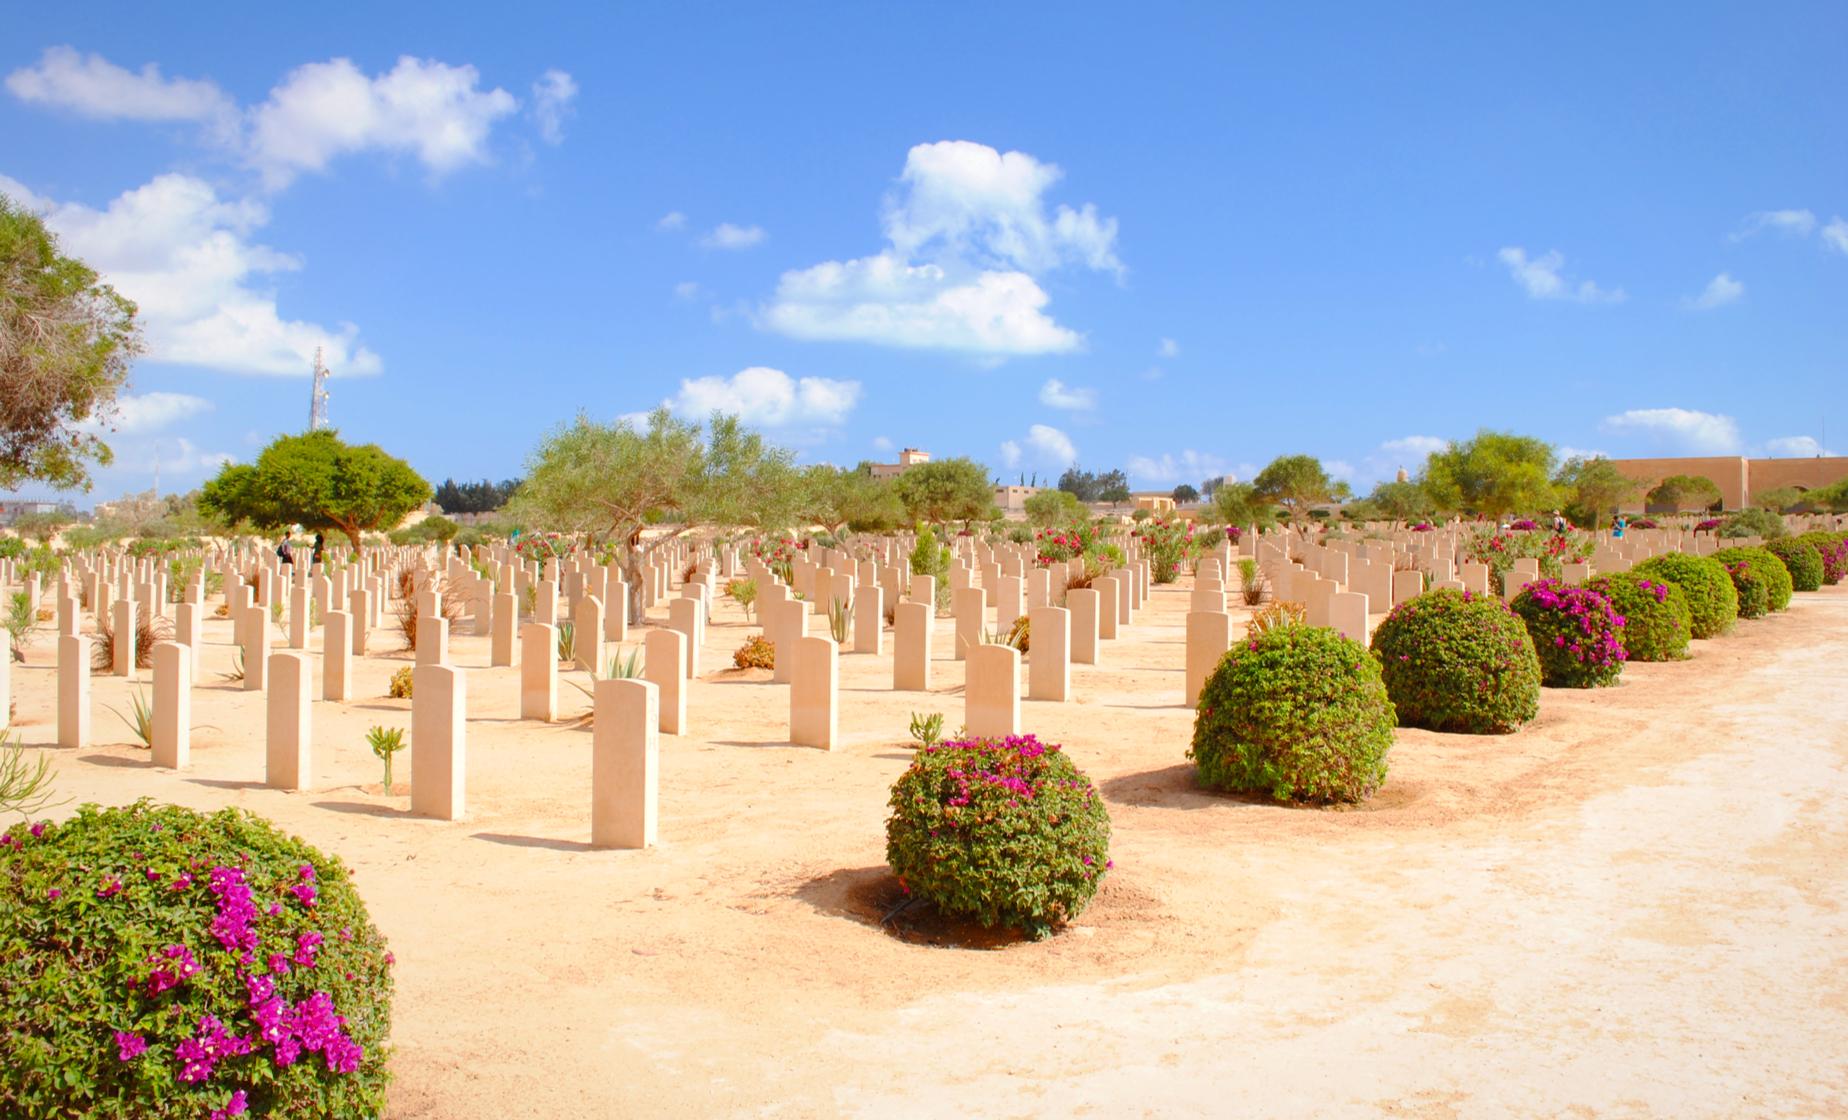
[908, 710, 945, 749]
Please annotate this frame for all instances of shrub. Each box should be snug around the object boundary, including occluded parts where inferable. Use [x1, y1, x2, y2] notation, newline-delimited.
[1588, 573, 1692, 662]
[387, 667, 414, 699]
[906, 711, 945, 749]
[0, 801, 393, 1117]
[1764, 537, 1824, 593]
[732, 634, 774, 670]
[1511, 579, 1626, 688]
[93, 610, 172, 672]
[1798, 531, 1848, 585]
[1245, 600, 1305, 636]
[1718, 507, 1785, 540]
[1369, 588, 1540, 734]
[1711, 546, 1792, 615]
[1631, 553, 1738, 639]
[885, 735, 1111, 938]
[1189, 624, 1396, 803]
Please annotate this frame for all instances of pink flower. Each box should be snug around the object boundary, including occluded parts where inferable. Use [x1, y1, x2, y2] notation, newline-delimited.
[113, 1030, 147, 1061]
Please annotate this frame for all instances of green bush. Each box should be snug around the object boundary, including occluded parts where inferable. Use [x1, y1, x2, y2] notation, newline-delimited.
[1764, 537, 1824, 593]
[1712, 546, 1792, 614]
[1718, 507, 1785, 540]
[1190, 624, 1396, 802]
[1369, 588, 1540, 734]
[1589, 572, 1692, 662]
[0, 801, 393, 1118]
[1631, 553, 1738, 639]
[1510, 579, 1627, 688]
[1798, 531, 1848, 585]
[885, 735, 1110, 938]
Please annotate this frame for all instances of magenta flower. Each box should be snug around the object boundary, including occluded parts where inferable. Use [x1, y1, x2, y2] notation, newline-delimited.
[113, 1030, 147, 1061]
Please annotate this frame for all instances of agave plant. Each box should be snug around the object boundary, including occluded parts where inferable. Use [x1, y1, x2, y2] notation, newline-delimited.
[1236, 558, 1267, 606]
[907, 710, 945, 749]
[827, 596, 853, 644]
[555, 620, 575, 663]
[109, 686, 155, 748]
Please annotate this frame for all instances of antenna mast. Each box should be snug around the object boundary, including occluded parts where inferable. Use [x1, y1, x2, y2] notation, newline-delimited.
[309, 347, 331, 431]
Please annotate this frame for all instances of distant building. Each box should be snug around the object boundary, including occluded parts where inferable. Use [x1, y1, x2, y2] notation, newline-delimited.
[868, 447, 931, 480]
[0, 499, 71, 526]
[1130, 491, 1176, 514]
[993, 484, 1043, 516]
[1607, 455, 1848, 512]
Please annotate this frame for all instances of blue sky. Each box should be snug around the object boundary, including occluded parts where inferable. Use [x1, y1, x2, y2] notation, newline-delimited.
[4, 3, 1845, 507]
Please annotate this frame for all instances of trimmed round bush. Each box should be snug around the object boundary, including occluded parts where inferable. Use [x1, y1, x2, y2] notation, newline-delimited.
[1510, 578, 1627, 688]
[1190, 624, 1396, 803]
[1589, 572, 1692, 662]
[0, 801, 394, 1118]
[1713, 545, 1792, 614]
[1765, 537, 1824, 593]
[886, 734, 1110, 938]
[1369, 588, 1540, 734]
[1798, 531, 1848, 585]
[1632, 553, 1738, 638]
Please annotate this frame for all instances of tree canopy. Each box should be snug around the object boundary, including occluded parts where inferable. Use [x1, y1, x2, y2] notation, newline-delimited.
[893, 457, 992, 526]
[1170, 483, 1200, 503]
[799, 463, 905, 539]
[199, 429, 431, 550]
[1, 193, 143, 491]
[1554, 456, 1640, 525]
[1208, 480, 1280, 530]
[433, 477, 520, 514]
[1251, 454, 1337, 524]
[1419, 431, 1557, 519]
[1024, 487, 1085, 528]
[1645, 473, 1723, 513]
[1363, 478, 1434, 526]
[1056, 466, 1130, 505]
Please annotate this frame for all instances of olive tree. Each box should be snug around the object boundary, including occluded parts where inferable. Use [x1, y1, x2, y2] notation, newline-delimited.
[1420, 431, 1558, 520]
[893, 457, 992, 527]
[199, 430, 431, 551]
[1251, 454, 1337, 525]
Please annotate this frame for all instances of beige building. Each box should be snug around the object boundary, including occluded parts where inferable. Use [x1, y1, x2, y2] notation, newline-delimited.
[1608, 455, 1848, 511]
[1131, 491, 1177, 514]
[868, 448, 931, 480]
[993, 484, 1043, 516]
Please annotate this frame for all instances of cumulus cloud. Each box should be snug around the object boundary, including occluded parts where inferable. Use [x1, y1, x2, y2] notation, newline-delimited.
[672, 280, 701, 300]
[529, 69, 577, 144]
[85, 391, 215, 434]
[761, 139, 1120, 356]
[1157, 337, 1178, 358]
[4, 46, 236, 133]
[1600, 408, 1742, 454]
[247, 56, 518, 189]
[1497, 247, 1625, 304]
[1731, 209, 1817, 240]
[1026, 423, 1077, 465]
[1557, 446, 1610, 462]
[870, 435, 894, 452]
[664, 366, 860, 428]
[1684, 272, 1744, 310]
[1764, 435, 1837, 458]
[0, 172, 380, 377]
[1824, 218, 1848, 255]
[999, 440, 1022, 468]
[1126, 449, 1232, 486]
[1038, 378, 1096, 411]
[702, 222, 766, 249]
[656, 211, 687, 231]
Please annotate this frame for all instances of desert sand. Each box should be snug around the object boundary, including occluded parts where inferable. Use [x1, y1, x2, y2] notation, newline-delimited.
[7, 575, 1846, 1118]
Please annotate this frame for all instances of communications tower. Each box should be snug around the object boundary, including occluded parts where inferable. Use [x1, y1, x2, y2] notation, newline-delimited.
[309, 347, 331, 431]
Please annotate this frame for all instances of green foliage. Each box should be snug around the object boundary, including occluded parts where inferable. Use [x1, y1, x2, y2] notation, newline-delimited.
[908, 523, 950, 580]
[1711, 546, 1792, 616]
[1171, 483, 1200, 503]
[108, 687, 155, 749]
[1764, 537, 1824, 592]
[1024, 487, 1085, 528]
[892, 457, 993, 525]
[885, 735, 1111, 938]
[1057, 467, 1130, 505]
[365, 726, 406, 791]
[1137, 516, 1196, 584]
[1369, 589, 1540, 734]
[1190, 623, 1396, 802]
[826, 595, 852, 644]
[1251, 454, 1336, 524]
[1646, 474, 1722, 513]
[1419, 431, 1559, 519]
[432, 477, 519, 514]
[0, 194, 143, 491]
[6, 590, 38, 662]
[1751, 486, 1805, 514]
[1797, 531, 1848, 585]
[1797, 478, 1848, 513]
[12, 512, 71, 544]
[1510, 581, 1627, 688]
[554, 621, 575, 663]
[0, 536, 24, 559]
[724, 577, 757, 619]
[0, 801, 393, 1117]
[1631, 553, 1737, 638]
[1363, 478, 1434, 525]
[386, 515, 459, 546]
[1554, 456, 1641, 526]
[1207, 480, 1280, 530]
[1589, 573, 1692, 662]
[906, 711, 945, 749]
[1717, 507, 1785, 540]
[1236, 557, 1266, 606]
[1, 728, 60, 817]
[199, 430, 431, 551]
[387, 666, 414, 699]
[800, 464, 903, 538]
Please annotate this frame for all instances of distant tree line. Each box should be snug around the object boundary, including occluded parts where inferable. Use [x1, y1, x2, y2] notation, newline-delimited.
[434, 478, 522, 514]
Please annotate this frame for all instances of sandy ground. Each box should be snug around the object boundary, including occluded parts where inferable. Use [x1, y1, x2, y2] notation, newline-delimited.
[7, 575, 1847, 1118]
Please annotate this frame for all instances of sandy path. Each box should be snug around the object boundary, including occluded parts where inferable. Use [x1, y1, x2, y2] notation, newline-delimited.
[8, 577, 1846, 1118]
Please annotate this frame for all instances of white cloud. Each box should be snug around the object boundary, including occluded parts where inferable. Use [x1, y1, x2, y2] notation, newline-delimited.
[1325, 460, 1356, 482]
[762, 140, 1119, 356]
[247, 56, 517, 189]
[5, 46, 235, 132]
[1024, 424, 1077, 465]
[85, 391, 214, 435]
[1732, 209, 1817, 240]
[1684, 272, 1744, 311]
[870, 435, 894, 452]
[672, 280, 701, 300]
[1824, 218, 1848, 255]
[998, 440, 1022, 468]
[664, 366, 860, 428]
[1379, 435, 1447, 460]
[702, 222, 765, 249]
[1557, 446, 1610, 462]
[529, 69, 577, 145]
[1038, 378, 1096, 411]
[1497, 247, 1625, 304]
[1157, 337, 1178, 358]
[0, 172, 380, 377]
[656, 210, 687, 231]
[1601, 408, 1742, 454]
[1764, 436, 1836, 458]
[1126, 449, 1231, 486]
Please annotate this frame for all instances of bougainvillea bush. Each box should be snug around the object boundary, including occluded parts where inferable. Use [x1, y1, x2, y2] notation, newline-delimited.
[1368, 588, 1541, 735]
[1511, 579, 1627, 688]
[0, 801, 393, 1118]
[1712, 546, 1792, 615]
[1631, 553, 1738, 639]
[1764, 537, 1824, 593]
[1463, 526, 1593, 595]
[1589, 573, 1692, 662]
[1797, 531, 1848, 585]
[1190, 624, 1396, 803]
[885, 735, 1110, 939]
